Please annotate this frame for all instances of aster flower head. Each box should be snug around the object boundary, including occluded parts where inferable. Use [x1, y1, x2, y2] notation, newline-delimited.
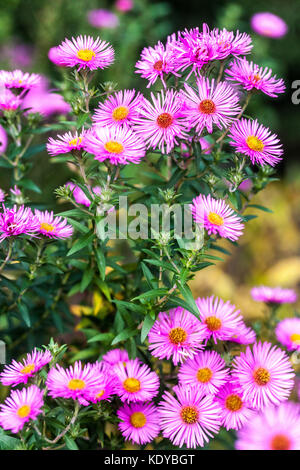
[158, 385, 221, 448]
[93, 89, 144, 129]
[251, 286, 297, 304]
[226, 58, 285, 97]
[0, 349, 52, 387]
[228, 322, 256, 345]
[209, 27, 253, 60]
[66, 182, 101, 207]
[48, 47, 62, 66]
[0, 385, 44, 434]
[0, 204, 39, 242]
[34, 210, 73, 239]
[178, 350, 229, 395]
[134, 89, 188, 154]
[215, 382, 255, 431]
[148, 307, 205, 365]
[181, 76, 241, 134]
[236, 402, 300, 450]
[0, 124, 8, 154]
[55, 35, 114, 71]
[102, 348, 129, 368]
[0, 89, 22, 112]
[114, 359, 159, 403]
[275, 318, 300, 351]
[47, 129, 87, 156]
[87, 9, 119, 29]
[116, 0, 133, 12]
[0, 189, 5, 203]
[46, 361, 104, 406]
[190, 194, 244, 241]
[229, 118, 283, 166]
[251, 12, 288, 39]
[85, 363, 115, 403]
[117, 402, 160, 445]
[0, 69, 41, 91]
[84, 125, 146, 165]
[232, 341, 295, 410]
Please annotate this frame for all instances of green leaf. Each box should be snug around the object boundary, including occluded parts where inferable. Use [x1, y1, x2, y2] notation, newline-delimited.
[141, 262, 157, 289]
[111, 328, 137, 345]
[247, 204, 273, 213]
[132, 288, 168, 302]
[19, 303, 31, 327]
[67, 232, 94, 256]
[177, 283, 200, 319]
[0, 430, 21, 450]
[95, 247, 106, 281]
[141, 314, 155, 343]
[88, 332, 114, 343]
[113, 300, 144, 314]
[80, 267, 94, 292]
[18, 179, 41, 194]
[64, 436, 79, 450]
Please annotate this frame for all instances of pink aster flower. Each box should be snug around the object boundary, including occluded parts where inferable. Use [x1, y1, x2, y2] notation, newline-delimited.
[0, 124, 8, 154]
[66, 182, 102, 207]
[115, 0, 133, 12]
[34, 210, 73, 239]
[228, 322, 256, 345]
[46, 361, 103, 406]
[47, 130, 87, 156]
[0, 385, 44, 434]
[231, 341, 295, 410]
[181, 76, 241, 134]
[158, 385, 221, 448]
[135, 39, 180, 88]
[0, 189, 5, 203]
[0, 89, 22, 112]
[134, 89, 188, 154]
[0, 69, 41, 91]
[228, 118, 283, 166]
[48, 47, 62, 66]
[93, 89, 143, 129]
[215, 382, 255, 431]
[190, 193, 244, 241]
[117, 402, 160, 445]
[55, 35, 114, 71]
[0, 204, 39, 242]
[226, 58, 285, 97]
[22, 81, 71, 117]
[178, 350, 229, 395]
[209, 27, 253, 60]
[148, 307, 205, 365]
[275, 318, 300, 351]
[84, 125, 146, 165]
[102, 348, 129, 368]
[85, 363, 115, 403]
[87, 9, 119, 29]
[195, 295, 244, 344]
[251, 286, 297, 304]
[236, 402, 300, 450]
[251, 12, 288, 39]
[114, 359, 159, 403]
[0, 349, 52, 387]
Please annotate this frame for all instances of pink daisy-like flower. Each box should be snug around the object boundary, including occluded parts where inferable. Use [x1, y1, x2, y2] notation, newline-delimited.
[0, 124, 8, 154]
[66, 182, 101, 207]
[134, 89, 188, 154]
[228, 118, 283, 166]
[209, 27, 253, 60]
[251, 286, 297, 304]
[93, 89, 143, 129]
[228, 322, 256, 345]
[55, 35, 114, 71]
[236, 402, 300, 450]
[117, 402, 160, 445]
[34, 210, 73, 239]
[275, 318, 300, 351]
[85, 363, 115, 403]
[0, 385, 44, 434]
[215, 382, 255, 431]
[195, 295, 244, 344]
[251, 12, 288, 39]
[231, 341, 295, 410]
[226, 58, 285, 98]
[190, 194, 244, 241]
[46, 361, 103, 406]
[158, 385, 221, 448]
[135, 39, 180, 88]
[48, 47, 62, 66]
[84, 125, 146, 165]
[0, 349, 52, 387]
[0, 89, 22, 112]
[181, 76, 241, 134]
[0, 69, 41, 90]
[102, 348, 129, 368]
[0, 189, 5, 203]
[87, 9, 119, 29]
[148, 307, 205, 365]
[47, 130, 87, 156]
[0, 204, 39, 242]
[115, 0, 133, 12]
[178, 350, 229, 395]
[114, 359, 159, 403]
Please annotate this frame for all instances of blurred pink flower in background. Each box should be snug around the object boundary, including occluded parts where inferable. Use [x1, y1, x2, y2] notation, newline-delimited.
[0, 43, 34, 68]
[22, 76, 71, 117]
[0, 125, 8, 154]
[48, 47, 63, 66]
[115, 0, 133, 12]
[88, 9, 120, 29]
[251, 12, 288, 39]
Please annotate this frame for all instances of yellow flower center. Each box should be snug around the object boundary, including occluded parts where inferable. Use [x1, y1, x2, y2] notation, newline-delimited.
[199, 99, 216, 114]
[196, 367, 213, 383]
[271, 434, 291, 450]
[251, 74, 261, 83]
[205, 316, 222, 331]
[40, 222, 56, 233]
[77, 49, 96, 62]
[156, 112, 173, 128]
[225, 394, 243, 412]
[68, 378, 86, 390]
[68, 137, 82, 146]
[104, 141, 124, 154]
[253, 367, 270, 386]
[180, 406, 199, 424]
[112, 106, 129, 121]
[17, 405, 31, 418]
[168, 327, 187, 345]
[95, 389, 105, 399]
[290, 333, 300, 345]
[20, 363, 35, 375]
[208, 212, 224, 226]
[123, 377, 141, 393]
[130, 411, 147, 428]
[246, 135, 264, 152]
